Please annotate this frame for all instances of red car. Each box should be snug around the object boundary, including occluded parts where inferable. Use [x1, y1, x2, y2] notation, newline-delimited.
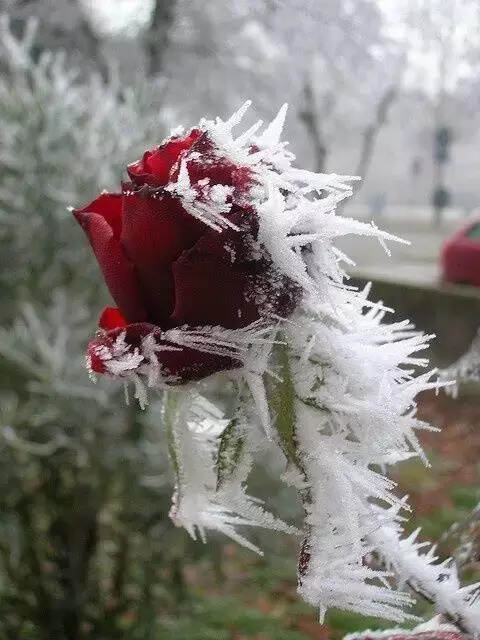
[441, 218, 480, 286]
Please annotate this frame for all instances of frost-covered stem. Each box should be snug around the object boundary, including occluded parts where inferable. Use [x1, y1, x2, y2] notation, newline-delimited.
[405, 579, 469, 635]
[164, 389, 182, 496]
[297, 450, 314, 582]
[371, 522, 480, 635]
[370, 549, 469, 634]
[294, 401, 316, 584]
[262, 342, 314, 581]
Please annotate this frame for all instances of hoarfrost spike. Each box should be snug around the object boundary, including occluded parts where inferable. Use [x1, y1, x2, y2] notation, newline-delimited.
[257, 102, 288, 147]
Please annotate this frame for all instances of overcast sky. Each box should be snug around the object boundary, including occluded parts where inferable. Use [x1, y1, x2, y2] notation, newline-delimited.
[81, 0, 154, 34]
[85, 0, 401, 35]
[84, 0, 475, 96]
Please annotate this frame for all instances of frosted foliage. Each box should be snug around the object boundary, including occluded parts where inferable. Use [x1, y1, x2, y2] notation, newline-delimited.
[95, 102, 480, 630]
[0, 23, 179, 631]
[0, 16, 159, 307]
[439, 329, 480, 396]
[0, 292, 167, 475]
[0, 16, 164, 423]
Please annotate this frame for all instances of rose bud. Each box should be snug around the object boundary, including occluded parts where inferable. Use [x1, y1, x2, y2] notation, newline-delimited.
[74, 123, 299, 386]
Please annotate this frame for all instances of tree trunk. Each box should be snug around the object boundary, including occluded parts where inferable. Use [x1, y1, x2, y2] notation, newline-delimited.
[355, 86, 398, 182]
[299, 81, 330, 174]
[144, 0, 178, 77]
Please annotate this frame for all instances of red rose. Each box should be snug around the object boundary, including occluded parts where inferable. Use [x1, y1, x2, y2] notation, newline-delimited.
[74, 128, 299, 384]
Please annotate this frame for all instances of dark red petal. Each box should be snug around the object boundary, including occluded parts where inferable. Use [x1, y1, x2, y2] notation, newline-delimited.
[157, 345, 240, 383]
[169, 207, 261, 329]
[170, 207, 300, 329]
[145, 130, 202, 181]
[87, 322, 156, 375]
[74, 208, 148, 323]
[87, 341, 107, 374]
[120, 191, 205, 325]
[99, 307, 127, 331]
[74, 192, 123, 240]
[120, 322, 158, 347]
[173, 132, 253, 199]
[88, 321, 240, 383]
[127, 151, 160, 187]
[187, 205, 259, 260]
[170, 255, 299, 330]
[170, 255, 260, 329]
[187, 162, 253, 199]
[127, 130, 202, 187]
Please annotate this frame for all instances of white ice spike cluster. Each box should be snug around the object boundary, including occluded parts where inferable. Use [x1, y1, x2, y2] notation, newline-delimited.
[105, 102, 480, 631]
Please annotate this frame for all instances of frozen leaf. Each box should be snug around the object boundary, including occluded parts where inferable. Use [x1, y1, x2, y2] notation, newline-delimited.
[265, 339, 298, 466]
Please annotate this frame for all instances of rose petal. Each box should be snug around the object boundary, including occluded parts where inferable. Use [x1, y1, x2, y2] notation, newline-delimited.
[174, 132, 253, 199]
[170, 208, 263, 328]
[74, 192, 124, 240]
[87, 340, 108, 374]
[157, 342, 240, 383]
[171, 255, 298, 329]
[121, 191, 205, 325]
[87, 322, 156, 375]
[170, 208, 299, 328]
[170, 255, 260, 329]
[99, 307, 127, 331]
[127, 129, 202, 187]
[74, 206, 148, 323]
[88, 322, 240, 382]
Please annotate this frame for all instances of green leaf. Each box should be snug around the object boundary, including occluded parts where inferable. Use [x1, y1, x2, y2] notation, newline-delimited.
[265, 340, 298, 466]
[216, 416, 244, 490]
[164, 390, 182, 487]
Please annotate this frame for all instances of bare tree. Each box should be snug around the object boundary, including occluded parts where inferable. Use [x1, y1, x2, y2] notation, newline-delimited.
[1, 0, 109, 79]
[270, 0, 403, 179]
[299, 80, 335, 173]
[143, 0, 178, 77]
[398, 0, 480, 224]
[355, 86, 398, 182]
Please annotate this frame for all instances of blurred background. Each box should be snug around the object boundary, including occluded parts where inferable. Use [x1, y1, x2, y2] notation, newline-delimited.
[0, 0, 480, 638]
